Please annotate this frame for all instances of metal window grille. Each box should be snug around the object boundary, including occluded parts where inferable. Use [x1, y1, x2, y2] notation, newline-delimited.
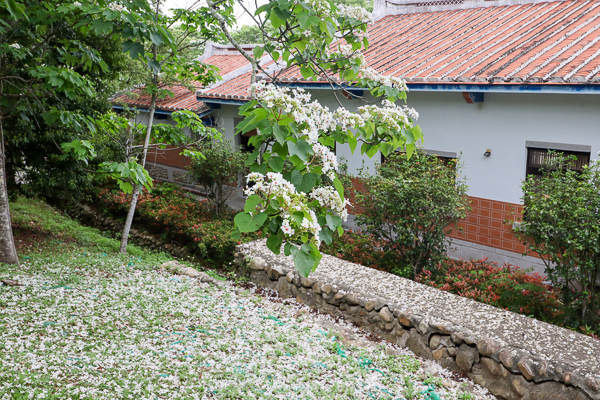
[526, 148, 590, 177]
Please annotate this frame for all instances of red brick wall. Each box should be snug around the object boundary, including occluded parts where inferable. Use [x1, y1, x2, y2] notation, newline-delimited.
[450, 196, 530, 256]
[146, 146, 191, 170]
[345, 178, 530, 257]
[346, 177, 366, 215]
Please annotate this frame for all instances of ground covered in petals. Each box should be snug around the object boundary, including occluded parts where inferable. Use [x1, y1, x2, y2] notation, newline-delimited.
[1, 199, 491, 399]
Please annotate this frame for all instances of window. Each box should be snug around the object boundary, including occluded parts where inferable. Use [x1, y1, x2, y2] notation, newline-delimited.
[234, 118, 257, 153]
[525, 141, 591, 178]
[239, 129, 257, 153]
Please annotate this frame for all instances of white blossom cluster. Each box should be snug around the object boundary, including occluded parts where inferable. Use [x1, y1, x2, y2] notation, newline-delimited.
[108, 2, 124, 11]
[310, 186, 350, 221]
[244, 172, 322, 243]
[245, 172, 298, 205]
[330, 44, 367, 68]
[334, 107, 366, 130]
[360, 67, 409, 91]
[357, 99, 419, 132]
[9, 43, 20, 49]
[250, 65, 417, 243]
[303, 0, 333, 16]
[253, 82, 342, 178]
[312, 143, 338, 180]
[336, 4, 373, 24]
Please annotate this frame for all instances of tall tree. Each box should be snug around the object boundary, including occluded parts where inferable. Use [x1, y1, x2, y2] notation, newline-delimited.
[0, 0, 175, 264]
[4, 25, 130, 204]
[114, 0, 231, 253]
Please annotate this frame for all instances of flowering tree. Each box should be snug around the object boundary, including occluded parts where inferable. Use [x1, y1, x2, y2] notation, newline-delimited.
[207, 0, 422, 276]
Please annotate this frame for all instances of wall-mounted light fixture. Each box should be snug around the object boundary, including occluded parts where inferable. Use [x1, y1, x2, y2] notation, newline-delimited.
[483, 149, 492, 157]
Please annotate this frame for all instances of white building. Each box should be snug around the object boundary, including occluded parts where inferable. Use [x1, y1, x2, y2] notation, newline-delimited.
[115, 0, 600, 273]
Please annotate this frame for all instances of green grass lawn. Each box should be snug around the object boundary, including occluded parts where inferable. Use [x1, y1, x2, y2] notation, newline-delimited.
[0, 198, 487, 400]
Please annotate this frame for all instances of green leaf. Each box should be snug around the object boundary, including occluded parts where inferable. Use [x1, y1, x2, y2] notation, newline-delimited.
[268, 156, 284, 172]
[250, 163, 268, 174]
[270, 199, 280, 210]
[266, 232, 283, 255]
[148, 60, 161, 74]
[293, 244, 320, 277]
[298, 12, 309, 29]
[234, 212, 268, 233]
[272, 142, 288, 159]
[366, 145, 379, 158]
[255, 3, 271, 15]
[270, 12, 284, 29]
[253, 46, 264, 59]
[268, 218, 280, 233]
[150, 31, 165, 46]
[245, 150, 260, 166]
[239, 100, 256, 115]
[4, 0, 26, 20]
[231, 227, 241, 240]
[287, 139, 312, 162]
[117, 181, 133, 194]
[326, 20, 337, 37]
[300, 66, 313, 80]
[123, 40, 145, 59]
[284, 242, 294, 256]
[291, 170, 317, 193]
[272, 124, 286, 144]
[291, 211, 304, 226]
[348, 134, 358, 153]
[91, 19, 113, 35]
[319, 227, 333, 245]
[406, 143, 414, 158]
[326, 214, 342, 232]
[319, 136, 335, 148]
[333, 177, 344, 199]
[379, 143, 392, 157]
[244, 195, 262, 213]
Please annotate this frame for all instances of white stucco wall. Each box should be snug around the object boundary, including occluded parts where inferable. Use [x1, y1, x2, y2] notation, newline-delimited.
[212, 90, 600, 205]
[406, 91, 600, 204]
[136, 90, 599, 205]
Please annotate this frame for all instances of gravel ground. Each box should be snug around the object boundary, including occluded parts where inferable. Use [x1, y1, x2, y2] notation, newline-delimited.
[0, 253, 496, 400]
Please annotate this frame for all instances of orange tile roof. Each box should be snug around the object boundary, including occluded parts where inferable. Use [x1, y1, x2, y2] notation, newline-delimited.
[367, 0, 600, 84]
[199, 0, 600, 102]
[111, 54, 249, 113]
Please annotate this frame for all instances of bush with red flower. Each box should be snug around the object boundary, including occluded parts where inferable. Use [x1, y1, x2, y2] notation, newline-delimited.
[416, 258, 564, 323]
[95, 183, 256, 266]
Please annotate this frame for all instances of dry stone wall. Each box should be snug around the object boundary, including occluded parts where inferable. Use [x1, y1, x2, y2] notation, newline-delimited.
[234, 240, 600, 400]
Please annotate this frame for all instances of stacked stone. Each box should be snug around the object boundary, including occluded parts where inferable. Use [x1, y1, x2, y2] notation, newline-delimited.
[234, 244, 600, 400]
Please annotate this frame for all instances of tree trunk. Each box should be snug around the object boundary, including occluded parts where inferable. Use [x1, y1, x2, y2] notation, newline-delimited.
[0, 116, 19, 264]
[119, 93, 157, 253]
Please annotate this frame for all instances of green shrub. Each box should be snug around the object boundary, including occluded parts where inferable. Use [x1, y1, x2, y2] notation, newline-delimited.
[186, 139, 246, 217]
[514, 153, 600, 329]
[355, 152, 470, 278]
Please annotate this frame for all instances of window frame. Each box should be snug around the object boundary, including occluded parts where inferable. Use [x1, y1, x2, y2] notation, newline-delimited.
[525, 141, 591, 179]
